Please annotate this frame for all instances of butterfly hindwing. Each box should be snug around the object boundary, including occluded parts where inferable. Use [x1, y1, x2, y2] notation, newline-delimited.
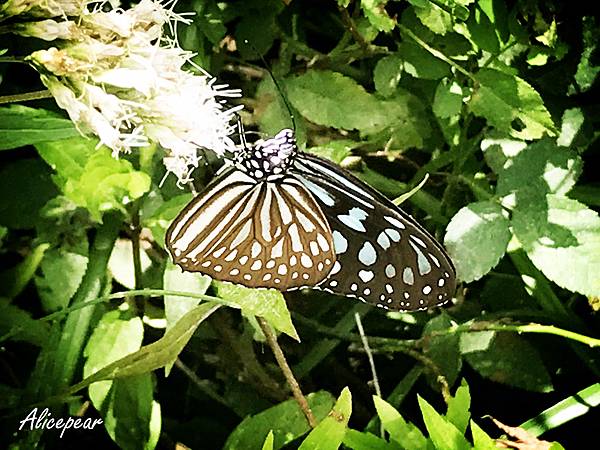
[166, 166, 336, 289]
[292, 153, 456, 311]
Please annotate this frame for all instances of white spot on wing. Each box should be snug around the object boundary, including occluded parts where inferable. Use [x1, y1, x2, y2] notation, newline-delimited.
[358, 241, 377, 266]
[384, 215, 406, 229]
[300, 253, 313, 268]
[251, 241, 261, 258]
[377, 232, 391, 249]
[337, 208, 368, 232]
[332, 230, 348, 254]
[403, 267, 414, 285]
[358, 270, 374, 282]
[385, 264, 396, 278]
[410, 242, 432, 275]
[385, 228, 401, 242]
[316, 233, 330, 252]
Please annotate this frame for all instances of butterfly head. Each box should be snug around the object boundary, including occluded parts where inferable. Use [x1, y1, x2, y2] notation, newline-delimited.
[234, 129, 297, 180]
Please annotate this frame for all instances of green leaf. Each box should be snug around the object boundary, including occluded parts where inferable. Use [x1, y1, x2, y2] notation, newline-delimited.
[520, 382, 600, 437]
[461, 333, 553, 392]
[224, 391, 335, 450]
[102, 374, 161, 450]
[36, 138, 151, 222]
[143, 193, 193, 248]
[446, 380, 471, 434]
[433, 79, 464, 119]
[0, 297, 50, 346]
[194, 0, 228, 45]
[398, 42, 451, 80]
[72, 303, 220, 392]
[0, 242, 49, 300]
[470, 68, 557, 140]
[163, 262, 211, 331]
[214, 282, 298, 340]
[480, 135, 527, 175]
[343, 429, 398, 450]
[286, 70, 384, 132]
[35, 247, 88, 312]
[0, 105, 78, 151]
[306, 140, 357, 164]
[444, 201, 511, 282]
[366, 90, 432, 150]
[374, 54, 403, 97]
[261, 430, 275, 450]
[458, 330, 495, 354]
[470, 420, 497, 450]
[497, 139, 582, 197]
[571, 16, 599, 93]
[163, 261, 211, 375]
[418, 395, 470, 450]
[512, 195, 600, 297]
[235, 0, 284, 59]
[557, 108, 585, 148]
[0, 158, 59, 229]
[361, 0, 395, 32]
[422, 315, 462, 387]
[83, 310, 145, 408]
[108, 239, 152, 290]
[299, 387, 352, 450]
[411, 2, 453, 35]
[456, 5, 500, 53]
[373, 396, 428, 450]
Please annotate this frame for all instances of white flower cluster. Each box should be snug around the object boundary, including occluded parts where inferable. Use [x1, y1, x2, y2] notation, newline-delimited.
[10, 0, 241, 184]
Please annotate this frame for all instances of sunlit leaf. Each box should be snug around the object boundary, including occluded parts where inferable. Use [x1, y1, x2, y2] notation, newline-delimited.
[299, 387, 352, 450]
[224, 391, 335, 450]
[373, 396, 428, 449]
[462, 333, 553, 393]
[418, 395, 470, 450]
[445, 201, 511, 282]
[513, 195, 600, 297]
[214, 282, 298, 340]
[471, 69, 557, 140]
[0, 105, 78, 151]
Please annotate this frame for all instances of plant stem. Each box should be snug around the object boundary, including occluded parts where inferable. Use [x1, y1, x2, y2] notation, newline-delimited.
[354, 312, 384, 437]
[435, 321, 600, 348]
[338, 5, 369, 54]
[0, 89, 53, 105]
[174, 358, 236, 412]
[256, 316, 317, 428]
[129, 202, 143, 314]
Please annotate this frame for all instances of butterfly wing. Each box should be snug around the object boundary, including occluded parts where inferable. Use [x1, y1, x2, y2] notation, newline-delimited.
[292, 153, 456, 311]
[166, 167, 336, 289]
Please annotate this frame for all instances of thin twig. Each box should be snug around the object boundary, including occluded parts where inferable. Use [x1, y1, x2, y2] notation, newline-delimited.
[174, 358, 235, 412]
[256, 316, 317, 428]
[354, 313, 382, 398]
[338, 6, 369, 54]
[354, 312, 384, 438]
[0, 89, 53, 105]
[129, 203, 142, 314]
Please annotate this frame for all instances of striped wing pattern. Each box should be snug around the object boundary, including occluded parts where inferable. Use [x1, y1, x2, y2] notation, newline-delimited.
[166, 167, 336, 289]
[292, 153, 456, 311]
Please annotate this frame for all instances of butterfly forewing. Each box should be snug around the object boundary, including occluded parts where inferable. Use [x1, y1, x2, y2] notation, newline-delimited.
[166, 167, 336, 289]
[292, 153, 456, 311]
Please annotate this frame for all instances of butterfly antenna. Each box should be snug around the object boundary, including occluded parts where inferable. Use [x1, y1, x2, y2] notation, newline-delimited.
[243, 39, 296, 132]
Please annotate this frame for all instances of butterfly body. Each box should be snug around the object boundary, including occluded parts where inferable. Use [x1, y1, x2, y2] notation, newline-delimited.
[166, 129, 456, 311]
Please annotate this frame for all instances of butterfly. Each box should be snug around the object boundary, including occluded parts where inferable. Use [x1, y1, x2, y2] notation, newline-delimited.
[166, 128, 456, 311]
